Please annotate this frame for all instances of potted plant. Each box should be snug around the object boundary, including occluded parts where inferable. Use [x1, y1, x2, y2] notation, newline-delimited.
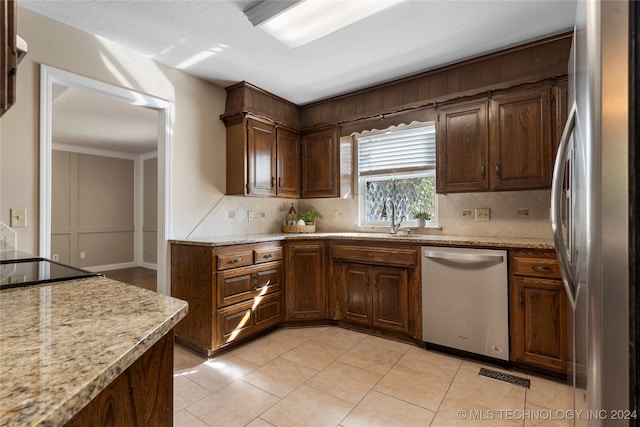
[412, 211, 431, 228]
[411, 177, 435, 227]
[298, 210, 323, 225]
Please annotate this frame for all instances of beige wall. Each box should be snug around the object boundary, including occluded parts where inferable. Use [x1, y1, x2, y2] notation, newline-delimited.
[0, 8, 227, 254]
[52, 150, 135, 267]
[143, 157, 157, 264]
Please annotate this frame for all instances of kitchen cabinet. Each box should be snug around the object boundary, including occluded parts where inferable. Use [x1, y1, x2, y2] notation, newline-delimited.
[226, 116, 300, 198]
[437, 84, 553, 193]
[301, 127, 340, 198]
[341, 262, 409, 333]
[331, 242, 419, 338]
[65, 331, 174, 427]
[171, 241, 283, 356]
[509, 249, 567, 376]
[1, 0, 17, 117]
[552, 78, 568, 159]
[285, 241, 327, 320]
[436, 99, 490, 193]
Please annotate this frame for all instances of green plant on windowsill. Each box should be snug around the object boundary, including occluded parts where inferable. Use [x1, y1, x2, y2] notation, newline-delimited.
[298, 210, 323, 225]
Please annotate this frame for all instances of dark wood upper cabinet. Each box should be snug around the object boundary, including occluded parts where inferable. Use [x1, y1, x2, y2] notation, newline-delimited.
[489, 85, 553, 191]
[276, 126, 300, 198]
[437, 84, 554, 193]
[247, 118, 277, 196]
[1, 0, 17, 117]
[226, 116, 300, 198]
[301, 127, 339, 198]
[437, 100, 490, 193]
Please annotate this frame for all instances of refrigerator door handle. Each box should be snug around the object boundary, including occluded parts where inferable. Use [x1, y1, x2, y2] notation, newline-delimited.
[551, 101, 577, 310]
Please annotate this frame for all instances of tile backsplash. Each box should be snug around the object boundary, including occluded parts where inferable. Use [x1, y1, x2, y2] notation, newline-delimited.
[188, 190, 552, 240]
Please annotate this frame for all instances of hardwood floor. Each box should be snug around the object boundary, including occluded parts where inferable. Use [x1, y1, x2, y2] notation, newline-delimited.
[101, 267, 157, 292]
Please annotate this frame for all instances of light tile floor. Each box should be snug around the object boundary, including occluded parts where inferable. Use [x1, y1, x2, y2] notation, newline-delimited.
[174, 326, 574, 427]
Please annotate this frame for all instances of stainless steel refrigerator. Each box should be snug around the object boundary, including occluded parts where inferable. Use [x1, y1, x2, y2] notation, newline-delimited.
[551, 0, 637, 425]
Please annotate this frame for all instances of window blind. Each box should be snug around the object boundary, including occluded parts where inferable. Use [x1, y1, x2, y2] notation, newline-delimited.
[357, 124, 436, 176]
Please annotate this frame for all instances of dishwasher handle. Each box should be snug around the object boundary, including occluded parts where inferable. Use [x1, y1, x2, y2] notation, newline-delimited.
[422, 249, 503, 263]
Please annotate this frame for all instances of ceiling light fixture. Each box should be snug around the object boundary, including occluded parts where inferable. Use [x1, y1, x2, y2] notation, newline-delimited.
[245, 0, 405, 48]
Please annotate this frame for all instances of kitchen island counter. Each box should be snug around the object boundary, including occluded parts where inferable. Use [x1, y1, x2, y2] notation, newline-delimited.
[0, 276, 188, 426]
[171, 232, 554, 250]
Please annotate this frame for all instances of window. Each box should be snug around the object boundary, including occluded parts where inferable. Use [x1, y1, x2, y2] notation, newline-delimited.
[357, 122, 437, 227]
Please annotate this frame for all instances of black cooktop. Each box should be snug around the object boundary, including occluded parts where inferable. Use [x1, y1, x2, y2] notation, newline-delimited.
[0, 258, 102, 290]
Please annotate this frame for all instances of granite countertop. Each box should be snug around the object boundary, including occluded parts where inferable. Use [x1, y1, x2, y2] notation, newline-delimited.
[171, 232, 555, 250]
[0, 276, 188, 426]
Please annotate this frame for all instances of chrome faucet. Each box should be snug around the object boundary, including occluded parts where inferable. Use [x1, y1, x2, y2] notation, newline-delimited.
[381, 198, 404, 234]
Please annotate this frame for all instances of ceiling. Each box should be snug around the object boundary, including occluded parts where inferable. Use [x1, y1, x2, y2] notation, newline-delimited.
[19, 0, 577, 154]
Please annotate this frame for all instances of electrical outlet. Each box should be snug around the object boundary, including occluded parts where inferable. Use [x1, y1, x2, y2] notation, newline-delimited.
[332, 210, 340, 220]
[475, 208, 490, 222]
[517, 208, 529, 216]
[462, 209, 472, 217]
[80, 251, 86, 259]
[52, 254, 59, 261]
[10, 208, 27, 227]
[248, 211, 254, 221]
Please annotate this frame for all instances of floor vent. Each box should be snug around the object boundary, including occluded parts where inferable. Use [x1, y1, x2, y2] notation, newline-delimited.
[478, 368, 530, 388]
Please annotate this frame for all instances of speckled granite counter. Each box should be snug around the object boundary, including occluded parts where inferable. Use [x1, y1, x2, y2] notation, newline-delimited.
[171, 232, 555, 250]
[0, 276, 188, 426]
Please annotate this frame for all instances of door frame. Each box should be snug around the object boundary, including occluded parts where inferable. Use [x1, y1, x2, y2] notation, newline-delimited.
[38, 65, 174, 294]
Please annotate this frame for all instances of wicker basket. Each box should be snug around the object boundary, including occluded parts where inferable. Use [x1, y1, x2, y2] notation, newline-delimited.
[282, 222, 316, 233]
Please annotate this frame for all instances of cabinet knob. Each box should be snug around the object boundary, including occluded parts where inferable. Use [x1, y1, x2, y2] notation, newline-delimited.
[531, 265, 552, 272]
[264, 253, 274, 259]
[271, 177, 275, 188]
[481, 165, 486, 180]
[495, 163, 501, 179]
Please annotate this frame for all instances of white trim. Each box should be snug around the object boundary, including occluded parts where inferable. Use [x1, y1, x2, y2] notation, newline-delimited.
[141, 261, 158, 271]
[39, 65, 174, 295]
[52, 143, 140, 160]
[134, 156, 142, 266]
[84, 261, 137, 273]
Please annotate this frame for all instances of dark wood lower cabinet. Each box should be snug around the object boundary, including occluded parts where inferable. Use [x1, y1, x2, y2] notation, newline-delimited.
[171, 242, 284, 356]
[509, 250, 567, 376]
[341, 262, 409, 333]
[65, 331, 174, 427]
[285, 241, 326, 320]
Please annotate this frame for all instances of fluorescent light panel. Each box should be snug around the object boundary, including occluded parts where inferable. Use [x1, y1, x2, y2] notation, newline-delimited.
[246, 0, 405, 48]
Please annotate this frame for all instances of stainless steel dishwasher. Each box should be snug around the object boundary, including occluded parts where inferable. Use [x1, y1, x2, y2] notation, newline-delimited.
[421, 246, 509, 361]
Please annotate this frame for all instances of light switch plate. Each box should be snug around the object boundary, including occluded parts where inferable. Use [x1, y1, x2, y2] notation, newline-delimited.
[10, 208, 27, 227]
[475, 208, 490, 222]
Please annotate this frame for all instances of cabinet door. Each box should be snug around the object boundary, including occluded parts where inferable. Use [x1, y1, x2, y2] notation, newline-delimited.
[436, 100, 489, 193]
[341, 263, 371, 325]
[510, 276, 567, 372]
[490, 86, 552, 190]
[286, 242, 326, 319]
[372, 266, 409, 332]
[301, 127, 339, 198]
[247, 118, 276, 196]
[254, 292, 283, 330]
[1, 0, 17, 117]
[276, 127, 300, 198]
[216, 299, 254, 347]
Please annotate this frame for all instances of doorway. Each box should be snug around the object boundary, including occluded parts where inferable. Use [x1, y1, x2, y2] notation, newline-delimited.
[39, 65, 174, 295]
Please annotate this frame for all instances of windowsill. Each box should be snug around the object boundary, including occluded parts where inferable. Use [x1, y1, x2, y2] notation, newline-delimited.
[354, 225, 443, 234]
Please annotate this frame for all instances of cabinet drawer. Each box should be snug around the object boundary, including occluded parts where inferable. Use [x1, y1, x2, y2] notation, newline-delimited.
[512, 256, 561, 279]
[255, 246, 283, 264]
[216, 300, 253, 347]
[331, 245, 417, 266]
[218, 269, 254, 307]
[254, 292, 282, 330]
[217, 250, 253, 270]
[217, 262, 282, 307]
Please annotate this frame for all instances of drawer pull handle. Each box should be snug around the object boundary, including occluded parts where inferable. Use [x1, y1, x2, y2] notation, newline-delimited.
[531, 266, 552, 272]
[230, 258, 244, 264]
[264, 253, 274, 259]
